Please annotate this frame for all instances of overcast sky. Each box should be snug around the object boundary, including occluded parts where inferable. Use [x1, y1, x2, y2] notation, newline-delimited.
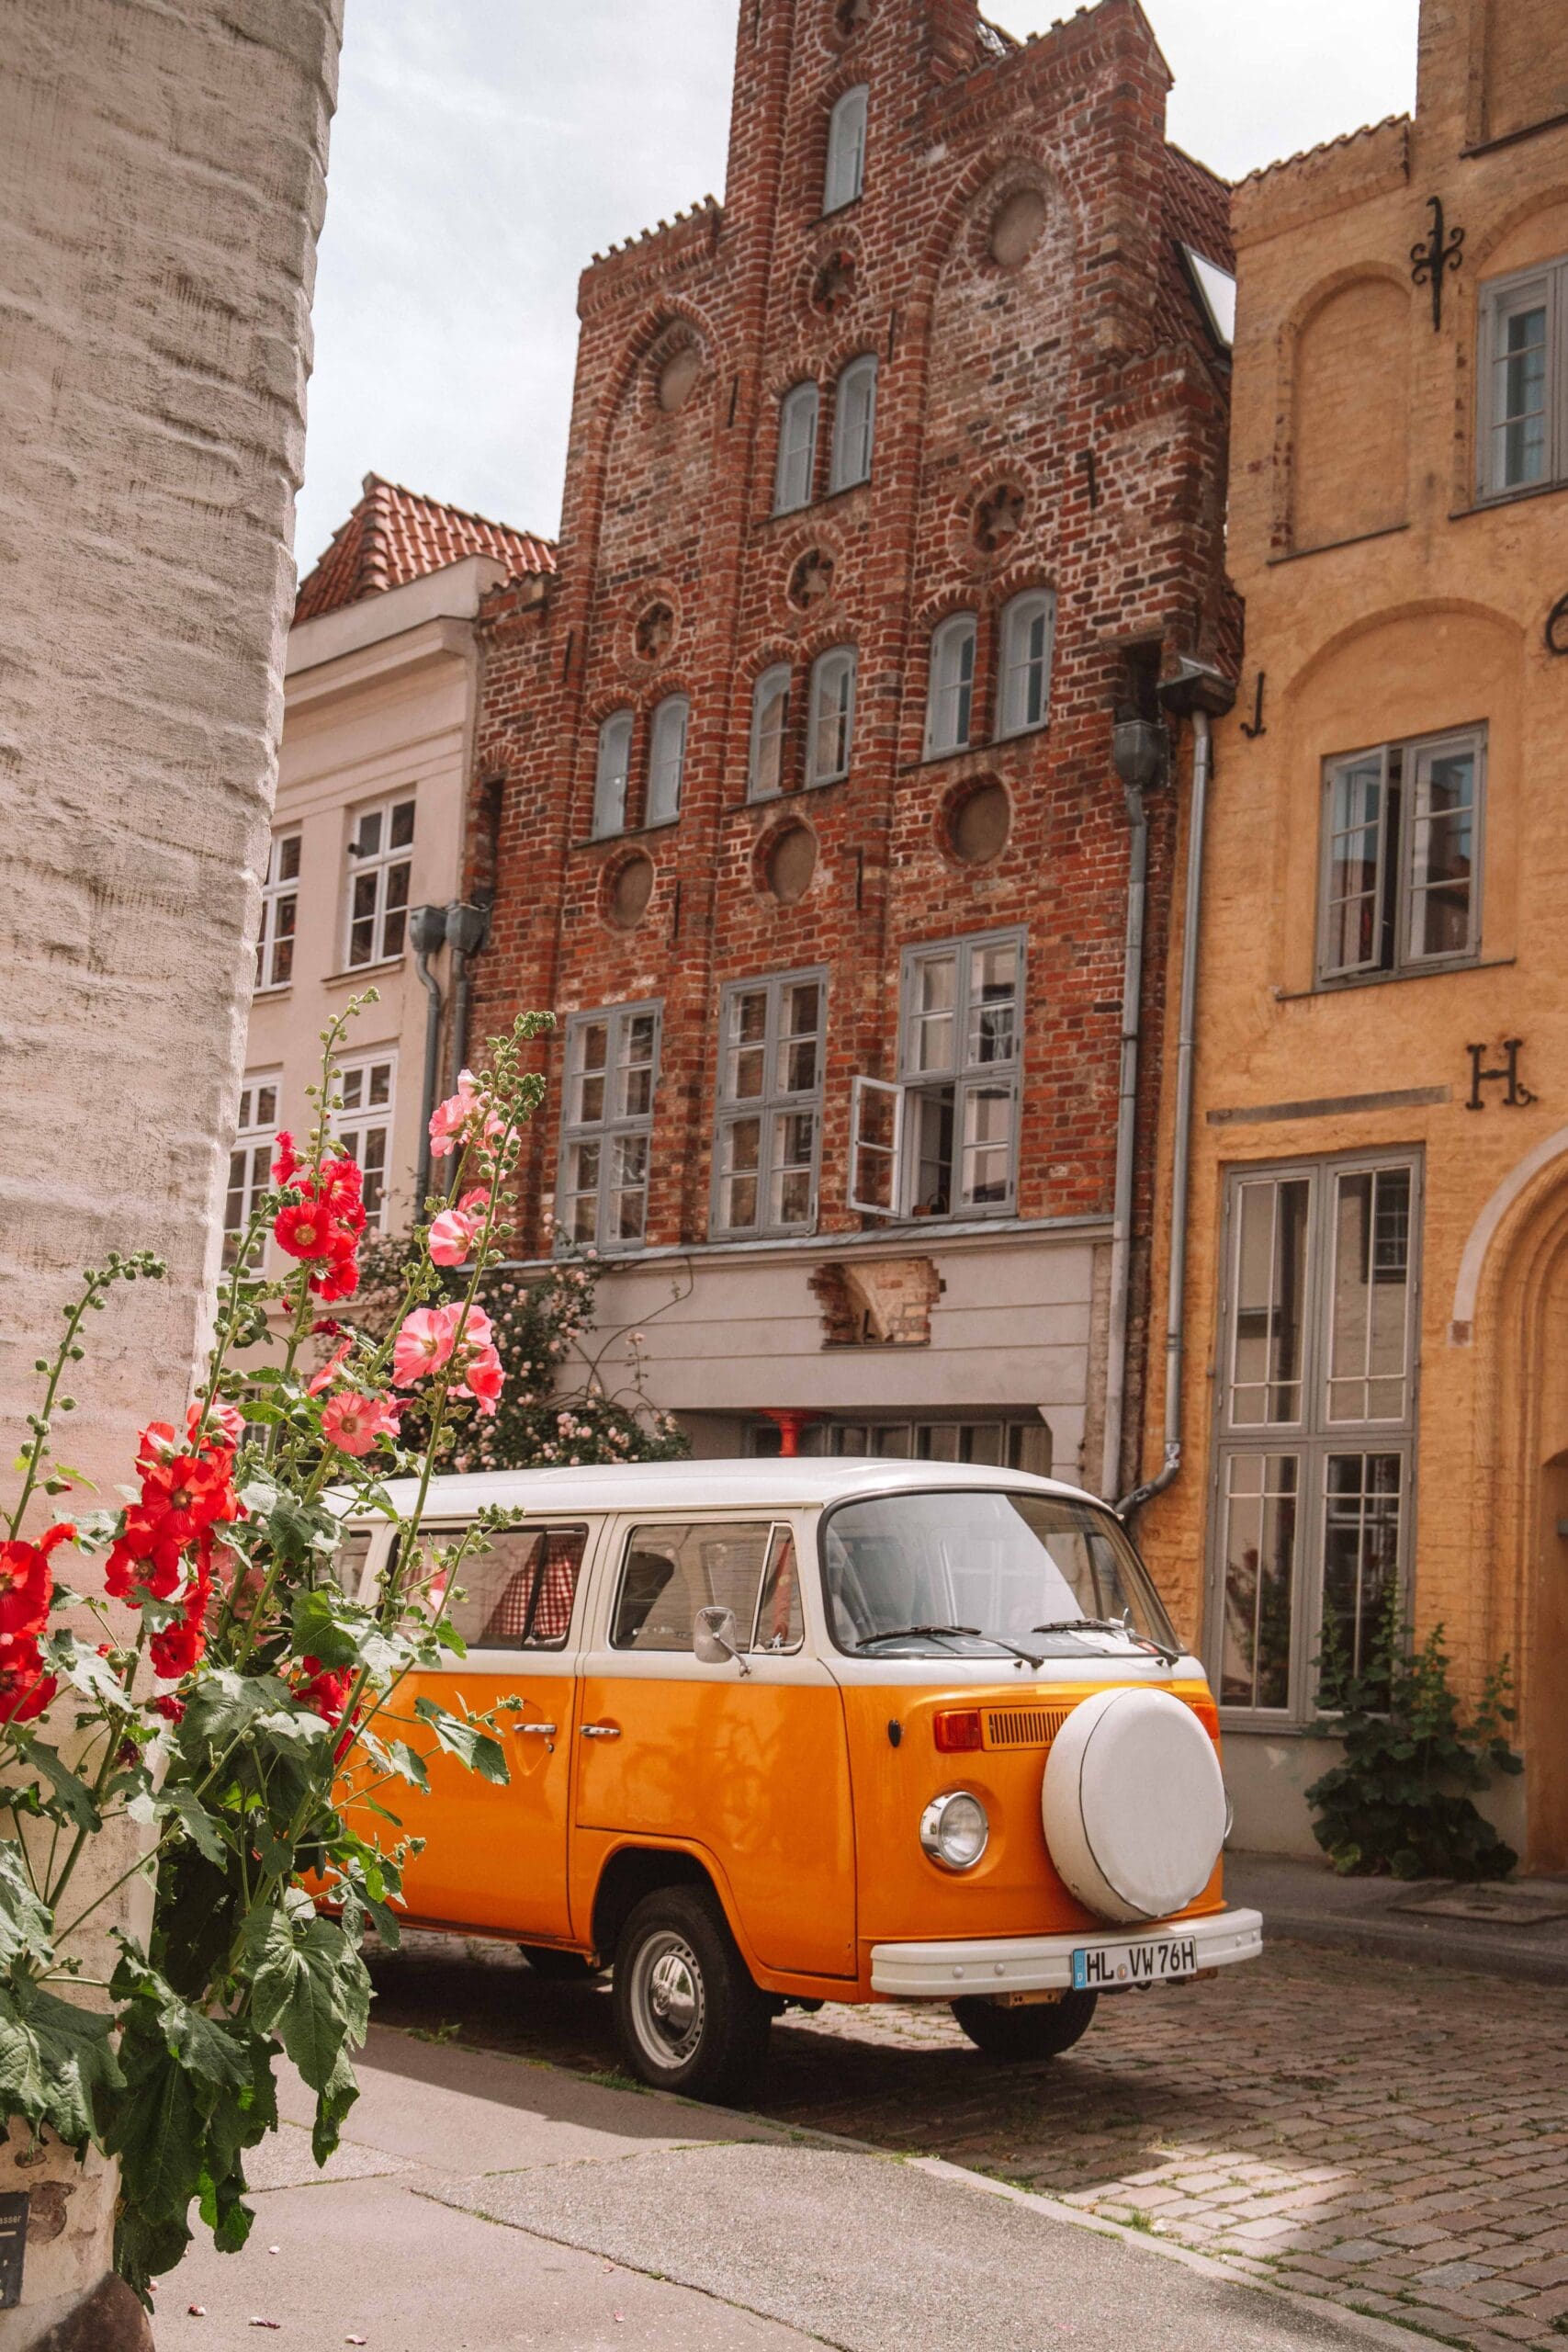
[294, 0, 1420, 571]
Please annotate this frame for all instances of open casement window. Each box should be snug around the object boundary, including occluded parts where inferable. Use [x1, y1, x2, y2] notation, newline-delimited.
[713, 969, 826, 1239]
[1318, 727, 1484, 983]
[225, 1073, 278, 1266]
[829, 355, 877, 492]
[996, 590, 1055, 739]
[823, 85, 868, 214]
[1210, 1155, 1420, 1729]
[334, 1052, 395, 1229]
[345, 797, 413, 968]
[849, 932, 1023, 1222]
[774, 383, 819, 514]
[748, 664, 792, 800]
[558, 1002, 660, 1250]
[1478, 257, 1568, 502]
[807, 646, 856, 785]
[256, 831, 299, 991]
[611, 1521, 803, 1654]
[924, 614, 977, 756]
[646, 695, 689, 826]
[592, 712, 634, 840]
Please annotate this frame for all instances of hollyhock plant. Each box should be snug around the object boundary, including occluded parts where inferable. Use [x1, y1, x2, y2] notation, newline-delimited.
[0, 1001, 555, 2310]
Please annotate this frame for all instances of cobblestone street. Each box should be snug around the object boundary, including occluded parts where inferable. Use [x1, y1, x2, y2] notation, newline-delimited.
[367, 1933, 1568, 2352]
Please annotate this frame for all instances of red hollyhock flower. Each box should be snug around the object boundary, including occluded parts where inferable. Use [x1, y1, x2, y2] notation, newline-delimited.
[0, 1524, 73, 1643]
[149, 1562, 212, 1682]
[150, 1690, 186, 1724]
[272, 1131, 302, 1186]
[275, 1201, 335, 1261]
[139, 1449, 236, 1548]
[310, 1250, 360, 1305]
[0, 1644, 57, 1724]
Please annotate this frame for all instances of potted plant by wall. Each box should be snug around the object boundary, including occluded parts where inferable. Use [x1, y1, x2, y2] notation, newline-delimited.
[0, 1001, 549, 2328]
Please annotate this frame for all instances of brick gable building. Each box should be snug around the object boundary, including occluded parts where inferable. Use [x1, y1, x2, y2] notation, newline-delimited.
[468, 0, 1235, 1486]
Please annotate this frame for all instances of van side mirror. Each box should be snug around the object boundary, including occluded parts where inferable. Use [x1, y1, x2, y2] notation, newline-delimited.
[694, 1606, 752, 1678]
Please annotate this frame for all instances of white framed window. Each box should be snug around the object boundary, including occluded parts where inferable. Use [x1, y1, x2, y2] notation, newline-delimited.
[1318, 726, 1484, 984]
[558, 1002, 660, 1250]
[592, 711, 634, 840]
[748, 664, 792, 801]
[829, 355, 877, 492]
[924, 614, 977, 756]
[225, 1072, 279, 1265]
[850, 930, 1023, 1222]
[807, 646, 856, 786]
[334, 1052, 396, 1229]
[345, 798, 413, 969]
[760, 1418, 1052, 1477]
[1477, 258, 1567, 502]
[1210, 1155, 1420, 1727]
[824, 85, 868, 214]
[997, 590, 1055, 739]
[646, 695, 689, 827]
[774, 382, 820, 514]
[256, 831, 299, 991]
[713, 970, 826, 1239]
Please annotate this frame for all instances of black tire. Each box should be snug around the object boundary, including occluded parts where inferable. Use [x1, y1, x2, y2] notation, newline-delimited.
[519, 1944, 602, 1983]
[612, 1885, 773, 2100]
[950, 1989, 1098, 2059]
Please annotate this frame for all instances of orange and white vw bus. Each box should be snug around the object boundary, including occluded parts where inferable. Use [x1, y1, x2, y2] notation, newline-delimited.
[340, 1460, 1261, 2099]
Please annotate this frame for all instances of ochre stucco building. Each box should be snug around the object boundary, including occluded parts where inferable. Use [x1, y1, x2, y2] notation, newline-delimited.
[1138, 0, 1568, 1869]
[468, 0, 1235, 1488]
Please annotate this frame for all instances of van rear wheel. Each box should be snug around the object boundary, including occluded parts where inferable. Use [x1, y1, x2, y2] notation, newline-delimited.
[613, 1886, 772, 2101]
[950, 1989, 1097, 2059]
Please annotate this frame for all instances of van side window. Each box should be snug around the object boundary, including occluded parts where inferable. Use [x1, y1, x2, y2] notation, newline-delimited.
[611, 1521, 802, 1654]
[448, 1525, 588, 1651]
[333, 1530, 373, 1599]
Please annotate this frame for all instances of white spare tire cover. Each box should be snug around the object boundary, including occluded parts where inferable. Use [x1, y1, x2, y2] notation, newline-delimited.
[1042, 1687, 1225, 1926]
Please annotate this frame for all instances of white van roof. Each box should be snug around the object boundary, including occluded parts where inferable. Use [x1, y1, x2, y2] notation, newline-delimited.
[336, 1457, 1103, 1521]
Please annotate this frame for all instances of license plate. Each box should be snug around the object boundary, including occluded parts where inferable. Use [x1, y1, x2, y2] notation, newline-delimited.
[1072, 1933, 1199, 1990]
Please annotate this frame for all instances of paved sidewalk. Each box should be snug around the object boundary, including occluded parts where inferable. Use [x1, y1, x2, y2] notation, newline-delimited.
[167, 2026, 1387, 2352]
[1224, 1855, 1568, 1985]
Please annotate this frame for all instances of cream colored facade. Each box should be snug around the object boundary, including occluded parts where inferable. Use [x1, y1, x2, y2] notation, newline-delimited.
[1140, 0, 1568, 1869]
[246, 558, 516, 1246]
[0, 1, 339, 2338]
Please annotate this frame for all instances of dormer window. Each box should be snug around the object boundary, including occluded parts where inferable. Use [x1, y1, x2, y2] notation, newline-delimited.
[824, 85, 868, 214]
[774, 382, 820, 514]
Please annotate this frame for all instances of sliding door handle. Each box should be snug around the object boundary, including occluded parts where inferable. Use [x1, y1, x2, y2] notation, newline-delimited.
[581, 1723, 622, 1741]
[516, 1722, 558, 1738]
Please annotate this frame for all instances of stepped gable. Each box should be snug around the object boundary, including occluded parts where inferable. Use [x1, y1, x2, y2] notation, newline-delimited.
[295, 473, 555, 623]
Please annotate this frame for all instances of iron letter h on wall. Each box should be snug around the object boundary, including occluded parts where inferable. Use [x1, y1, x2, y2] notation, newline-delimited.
[1411, 196, 1465, 332]
[1466, 1039, 1535, 1110]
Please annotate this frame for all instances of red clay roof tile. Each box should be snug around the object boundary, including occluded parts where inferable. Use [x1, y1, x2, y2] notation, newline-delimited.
[295, 473, 555, 624]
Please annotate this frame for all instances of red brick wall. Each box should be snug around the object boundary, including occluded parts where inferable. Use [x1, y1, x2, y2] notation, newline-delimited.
[468, 0, 1234, 1484]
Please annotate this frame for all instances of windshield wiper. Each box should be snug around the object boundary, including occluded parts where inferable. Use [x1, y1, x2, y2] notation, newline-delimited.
[856, 1623, 979, 1651]
[1031, 1617, 1184, 1666]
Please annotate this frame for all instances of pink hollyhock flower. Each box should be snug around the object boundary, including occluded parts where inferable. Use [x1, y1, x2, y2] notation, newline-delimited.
[320, 1392, 400, 1457]
[457, 1187, 491, 1217]
[429, 1071, 504, 1159]
[391, 1306, 459, 1388]
[428, 1207, 479, 1268]
[307, 1338, 355, 1397]
[456, 1345, 505, 1418]
[186, 1399, 244, 1449]
[449, 1304, 495, 1359]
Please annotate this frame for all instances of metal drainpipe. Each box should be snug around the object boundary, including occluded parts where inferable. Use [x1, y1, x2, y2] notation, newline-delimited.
[1100, 778, 1149, 1499]
[1121, 707, 1213, 1521]
[445, 899, 491, 1092]
[409, 904, 448, 1215]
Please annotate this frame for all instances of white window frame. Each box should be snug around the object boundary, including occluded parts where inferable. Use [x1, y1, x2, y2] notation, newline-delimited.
[774, 382, 820, 514]
[592, 711, 635, 840]
[333, 1050, 396, 1231]
[748, 664, 792, 801]
[996, 590, 1055, 739]
[558, 1002, 661, 1253]
[924, 614, 977, 756]
[712, 968, 828, 1240]
[1316, 726, 1486, 986]
[344, 797, 414, 970]
[829, 355, 877, 492]
[256, 830, 300, 992]
[646, 695, 689, 828]
[1477, 257, 1568, 503]
[824, 85, 868, 214]
[225, 1072, 279, 1263]
[849, 929, 1025, 1222]
[1208, 1152, 1422, 1731]
[807, 646, 857, 786]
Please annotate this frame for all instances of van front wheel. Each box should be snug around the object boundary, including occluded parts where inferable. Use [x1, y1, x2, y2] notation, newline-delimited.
[950, 1989, 1097, 2059]
[613, 1886, 773, 2101]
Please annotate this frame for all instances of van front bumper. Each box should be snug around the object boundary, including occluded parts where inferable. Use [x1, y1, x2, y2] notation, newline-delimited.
[869, 1905, 1263, 1999]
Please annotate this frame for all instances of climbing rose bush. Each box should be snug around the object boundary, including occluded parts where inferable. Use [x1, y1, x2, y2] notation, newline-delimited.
[0, 1001, 552, 2302]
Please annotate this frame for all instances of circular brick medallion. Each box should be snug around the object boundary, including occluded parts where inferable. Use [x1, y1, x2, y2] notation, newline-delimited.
[834, 0, 873, 37]
[764, 822, 818, 904]
[787, 548, 837, 611]
[943, 778, 1011, 867]
[972, 481, 1028, 557]
[810, 251, 858, 318]
[604, 851, 655, 932]
[634, 601, 676, 662]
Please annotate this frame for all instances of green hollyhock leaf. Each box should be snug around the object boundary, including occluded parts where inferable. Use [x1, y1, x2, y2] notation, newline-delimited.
[0, 1843, 55, 1971]
[0, 1977, 122, 2149]
[413, 1698, 508, 1786]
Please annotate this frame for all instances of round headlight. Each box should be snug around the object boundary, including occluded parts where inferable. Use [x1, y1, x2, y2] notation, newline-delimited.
[919, 1789, 989, 1871]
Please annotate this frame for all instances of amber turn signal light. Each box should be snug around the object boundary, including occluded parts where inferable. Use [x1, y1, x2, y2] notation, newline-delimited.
[933, 1708, 983, 1752]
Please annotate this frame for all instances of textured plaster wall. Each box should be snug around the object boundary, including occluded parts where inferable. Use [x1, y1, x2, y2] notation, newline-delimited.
[0, 0, 341, 2331]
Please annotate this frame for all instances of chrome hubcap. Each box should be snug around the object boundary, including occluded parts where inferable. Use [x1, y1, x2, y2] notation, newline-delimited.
[630, 1931, 705, 2069]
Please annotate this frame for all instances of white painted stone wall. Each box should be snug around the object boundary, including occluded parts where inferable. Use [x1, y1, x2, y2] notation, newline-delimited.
[0, 2, 342, 2336]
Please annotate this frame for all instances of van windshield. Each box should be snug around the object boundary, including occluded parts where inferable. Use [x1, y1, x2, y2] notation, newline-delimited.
[820, 1488, 1181, 1664]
